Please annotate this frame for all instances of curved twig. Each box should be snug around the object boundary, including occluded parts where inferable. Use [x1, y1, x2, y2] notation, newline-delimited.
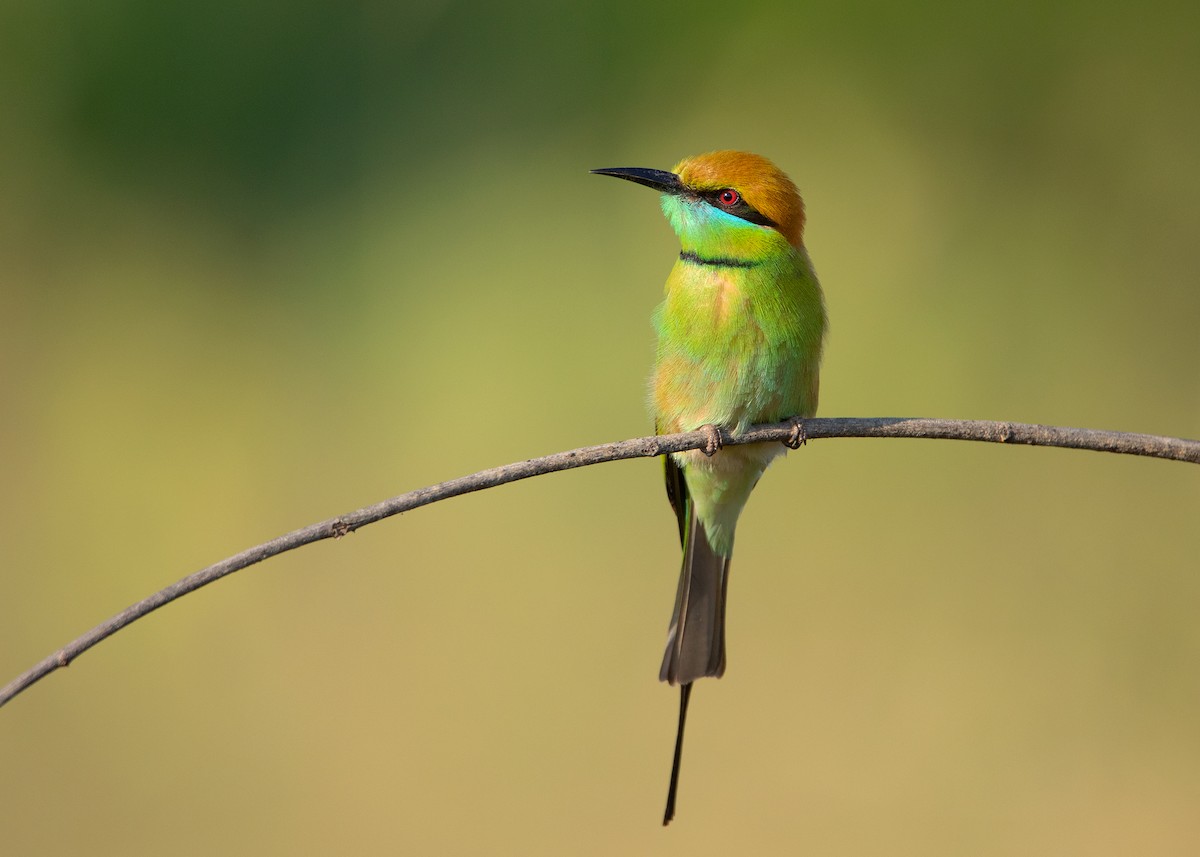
[2, 416, 1197, 709]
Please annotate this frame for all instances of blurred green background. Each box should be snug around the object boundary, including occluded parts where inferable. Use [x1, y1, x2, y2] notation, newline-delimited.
[2, 1, 1199, 854]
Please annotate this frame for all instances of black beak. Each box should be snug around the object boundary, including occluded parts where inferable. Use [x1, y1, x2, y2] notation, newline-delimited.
[590, 167, 684, 194]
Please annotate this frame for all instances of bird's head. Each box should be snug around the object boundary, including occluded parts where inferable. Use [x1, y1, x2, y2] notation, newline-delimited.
[592, 150, 806, 260]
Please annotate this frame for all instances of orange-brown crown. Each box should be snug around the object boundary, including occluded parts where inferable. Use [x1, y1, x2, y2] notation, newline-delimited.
[673, 151, 806, 247]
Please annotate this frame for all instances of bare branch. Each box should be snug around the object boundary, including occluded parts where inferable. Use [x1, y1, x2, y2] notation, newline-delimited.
[3, 416, 1197, 709]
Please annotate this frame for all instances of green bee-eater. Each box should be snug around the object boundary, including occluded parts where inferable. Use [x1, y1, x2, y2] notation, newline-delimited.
[592, 151, 827, 824]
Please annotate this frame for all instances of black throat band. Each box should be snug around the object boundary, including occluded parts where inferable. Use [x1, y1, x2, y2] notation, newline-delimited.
[679, 250, 761, 269]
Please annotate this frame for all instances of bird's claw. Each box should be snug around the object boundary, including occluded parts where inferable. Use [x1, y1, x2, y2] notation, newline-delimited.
[700, 424, 723, 457]
[784, 417, 808, 449]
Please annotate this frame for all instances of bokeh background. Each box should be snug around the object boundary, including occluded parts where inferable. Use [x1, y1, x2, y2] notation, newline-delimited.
[2, 1, 1199, 854]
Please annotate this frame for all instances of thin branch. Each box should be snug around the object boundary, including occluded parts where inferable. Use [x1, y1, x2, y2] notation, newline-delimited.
[3, 416, 1197, 709]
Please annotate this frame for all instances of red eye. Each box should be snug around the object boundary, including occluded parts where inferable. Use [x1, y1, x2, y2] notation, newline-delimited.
[717, 189, 740, 206]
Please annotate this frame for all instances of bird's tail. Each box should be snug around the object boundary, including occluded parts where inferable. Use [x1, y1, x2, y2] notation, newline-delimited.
[659, 503, 731, 685]
[659, 457, 731, 824]
[658, 453, 734, 825]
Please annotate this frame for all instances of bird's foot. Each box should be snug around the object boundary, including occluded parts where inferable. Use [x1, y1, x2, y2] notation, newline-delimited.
[783, 416, 808, 450]
[699, 424, 723, 457]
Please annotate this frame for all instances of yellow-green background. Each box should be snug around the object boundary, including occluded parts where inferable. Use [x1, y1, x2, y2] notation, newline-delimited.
[2, 2, 1198, 854]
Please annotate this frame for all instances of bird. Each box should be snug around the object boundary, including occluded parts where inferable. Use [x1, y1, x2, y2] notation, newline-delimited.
[591, 151, 827, 825]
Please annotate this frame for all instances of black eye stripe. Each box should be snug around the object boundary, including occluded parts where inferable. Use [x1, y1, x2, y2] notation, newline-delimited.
[698, 190, 776, 228]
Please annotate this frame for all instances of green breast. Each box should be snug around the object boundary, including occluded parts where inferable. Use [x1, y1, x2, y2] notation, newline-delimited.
[652, 249, 826, 434]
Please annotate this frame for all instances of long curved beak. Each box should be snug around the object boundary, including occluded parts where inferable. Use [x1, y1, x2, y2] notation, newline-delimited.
[590, 167, 684, 194]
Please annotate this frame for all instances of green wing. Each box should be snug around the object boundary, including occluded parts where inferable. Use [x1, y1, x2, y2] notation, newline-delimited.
[663, 453, 689, 548]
